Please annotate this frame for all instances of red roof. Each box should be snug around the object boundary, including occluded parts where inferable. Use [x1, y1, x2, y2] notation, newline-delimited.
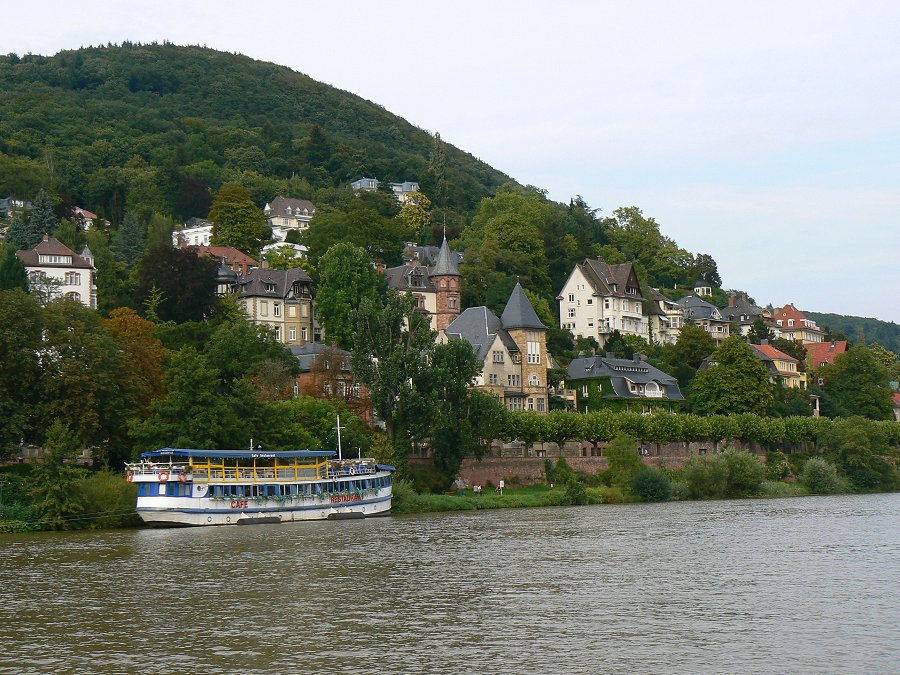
[893, 392, 900, 408]
[72, 206, 98, 220]
[804, 340, 847, 369]
[193, 246, 257, 266]
[751, 343, 798, 363]
[775, 303, 810, 322]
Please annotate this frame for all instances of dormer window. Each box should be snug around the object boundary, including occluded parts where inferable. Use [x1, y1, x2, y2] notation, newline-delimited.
[265, 283, 276, 293]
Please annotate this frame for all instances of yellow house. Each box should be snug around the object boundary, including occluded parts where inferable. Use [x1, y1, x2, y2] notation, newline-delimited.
[750, 342, 807, 389]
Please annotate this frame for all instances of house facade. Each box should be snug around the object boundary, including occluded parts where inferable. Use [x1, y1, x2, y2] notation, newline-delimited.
[677, 295, 730, 345]
[773, 303, 824, 342]
[172, 217, 213, 247]
[385, 235, 461, 331]
[236, 267, 315, 346]
[804, 340, 848, 385]
[750, 342, 807, 389]
[291, 343, 372, 423]
[16, 235, 97, 308]
[565, 353, 685, 413]
[646, 288, 683, 345]
[558, 258, 648, 347]
[442, 283, 550, 413]
[721, 294, 768, 337]
[263, 196, 316, 238]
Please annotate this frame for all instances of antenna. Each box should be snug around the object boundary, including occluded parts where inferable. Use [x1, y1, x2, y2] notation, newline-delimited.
[334, 415, 345, 461]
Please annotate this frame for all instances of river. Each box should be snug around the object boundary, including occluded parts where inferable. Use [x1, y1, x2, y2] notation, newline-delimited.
[1, 494, 897, 674]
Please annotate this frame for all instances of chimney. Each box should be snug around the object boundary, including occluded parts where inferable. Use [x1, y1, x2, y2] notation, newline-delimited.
[43, 233, 50, 241]
[261, 258, 269, 269]
[728, 296, 736, 307]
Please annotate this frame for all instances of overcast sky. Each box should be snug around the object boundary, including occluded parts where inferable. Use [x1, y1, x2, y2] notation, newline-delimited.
[10, 1, 900, 322]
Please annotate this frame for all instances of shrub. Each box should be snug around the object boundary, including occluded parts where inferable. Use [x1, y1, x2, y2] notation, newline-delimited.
[765, 451, 791, 481]
[564, 480, 589, 506]
[390, 478, 419, 514]
[631, 466, 672, 502]
[759, 481, 808, 498]
[547, 457, 576, 484]
[670, 480, 691, 501]
[681, 454, 729, 499]
[599, 485, 624, 504]
[604, 433, 643, 486]
[800, 458, 850, 495]
[722, 449, 766, 496]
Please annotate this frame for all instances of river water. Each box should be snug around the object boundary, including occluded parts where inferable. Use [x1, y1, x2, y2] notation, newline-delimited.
[1, 494, 897, 674]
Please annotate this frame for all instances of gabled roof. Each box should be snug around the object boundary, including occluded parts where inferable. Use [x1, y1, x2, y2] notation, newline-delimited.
[265, 196, 316, 218]
[290, 343, 351, 372]
[721, 296, 765, 322]
[194, 245, 258, 266]
[237, 267, 312, 299]
[677, 294, 724, 321]
[500, 282, 546, 331]
[445, 306, 504, 361]
[803, 340, 847, 368]
[431, 236, 460, 276]
[385, 264, 435, 292]
[16, 235, 94, 269]
[751, 343, 798, 363]
[566, 355, 684, 400]
[577, 258, 645, 300]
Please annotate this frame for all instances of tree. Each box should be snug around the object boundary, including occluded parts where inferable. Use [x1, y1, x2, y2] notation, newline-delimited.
[631, 466, 672, 502]
[0, 244, 28, 290]
[315, 243, 386, 350]
[689, 336, 774, 415]
[821, 417, 896, 490]
[113, 211, 146, 265]
[0, 290, 43, 452]
[351, 290, 435, 449]
[397, 191, 432, 242]
[54, 218, 85, 253]
[692, 253, 722, 288]
[604, 434, 643, 486]
[28, 189, 59, 239]
[208, 184, 270, 257]
[103, 307, 167, 407]
[5, 206, 42, 251]
[302, 206, 406, 268]
[819, 346, 893, 420]
[263, 245, 300, 270]
[134, 244, 219, 323]
[747, 317, 774, 344]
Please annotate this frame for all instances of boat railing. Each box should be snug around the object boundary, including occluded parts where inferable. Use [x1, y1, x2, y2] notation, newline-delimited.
[193, 466, 324, 482]
[126, 463, 190, 476]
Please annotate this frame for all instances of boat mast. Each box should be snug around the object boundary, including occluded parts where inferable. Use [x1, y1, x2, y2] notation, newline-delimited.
[334, 415, 344, 461]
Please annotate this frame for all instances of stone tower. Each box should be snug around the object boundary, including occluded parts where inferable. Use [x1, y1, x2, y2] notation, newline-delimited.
[430, 234, 461, 331]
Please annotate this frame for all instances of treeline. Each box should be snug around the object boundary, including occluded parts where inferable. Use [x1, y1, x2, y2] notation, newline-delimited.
[806, 311, 900, 355]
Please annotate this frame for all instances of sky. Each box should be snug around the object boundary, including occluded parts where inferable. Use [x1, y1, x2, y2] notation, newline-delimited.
[9, 1, 900, 322]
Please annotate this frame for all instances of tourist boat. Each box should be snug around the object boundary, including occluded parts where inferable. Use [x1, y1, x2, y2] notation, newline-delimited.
[125, 447, 395, 526]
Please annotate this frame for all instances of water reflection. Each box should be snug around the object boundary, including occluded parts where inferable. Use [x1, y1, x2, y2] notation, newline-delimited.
[1, 495, 898, 673]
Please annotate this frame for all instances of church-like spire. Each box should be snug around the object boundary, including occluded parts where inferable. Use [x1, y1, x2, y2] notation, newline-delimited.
[431, 233, 460, 276]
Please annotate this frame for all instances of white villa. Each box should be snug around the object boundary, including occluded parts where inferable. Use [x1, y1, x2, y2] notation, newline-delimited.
[16, 235, 97, 308]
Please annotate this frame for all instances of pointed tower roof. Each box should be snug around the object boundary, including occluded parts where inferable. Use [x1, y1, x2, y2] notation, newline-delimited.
[431, 235, 460, 276]
[500, 282, 546, 330]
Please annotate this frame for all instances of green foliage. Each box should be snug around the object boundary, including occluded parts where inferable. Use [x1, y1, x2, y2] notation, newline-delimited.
[799, 458, 849, 495]
[134, 243, 219, 323]
[765, 451, 792, 481]
[747, 317, 774, 344]
[564, 480, 589, 505]
[73, 471, 141, 528]
[721, 448, 766, 496]
[690, 336, 774, 415]
[0, 244, 28, 290]
[113, 211, 146, 264]
[315, 243, 385, 350]
[603, 434, 643, 486]
[262, 244, 300, 270]
[682, 454, 729, 499]
[208, 184, 270, 257]
[806, 311, 900, 356]
[29, 189, 59, 238]
[631, 466, 673, 502]
[820, 346, 894, 420]
[821, 417, 897, 491]
[758, 480, 808, 498]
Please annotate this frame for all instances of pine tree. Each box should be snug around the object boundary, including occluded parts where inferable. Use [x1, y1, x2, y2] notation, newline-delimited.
[4, 208, 38, 250]
[28, 189, 58, 239]
[0, 244, 28, 290]
[114, 212, 146, 264]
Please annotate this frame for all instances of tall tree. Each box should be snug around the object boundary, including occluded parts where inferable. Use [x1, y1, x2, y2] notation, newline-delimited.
[5, 206, 42, 251]
[28, 189, 59, 239]
[315, 243, 386, 350]
[135, 243, 219, 323]
[103, 307, 167, 407]
[0, 244, 28, 290]
[820, 346, 893, 420]
[689, 336, 774, 415]
[208, 184, 270, 257]
[0, 290, 43, 453]
[113, 211, 146, 265]
[747, 317, 774, 344]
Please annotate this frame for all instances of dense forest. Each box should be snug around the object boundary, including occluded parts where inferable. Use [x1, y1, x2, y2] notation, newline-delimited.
[806, 312, 900, 357]
[0, 42, 509, 228]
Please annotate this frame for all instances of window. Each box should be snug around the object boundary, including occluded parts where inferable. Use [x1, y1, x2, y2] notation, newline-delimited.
[588, 321, 594, 327]
[274, 303, 281, 317]
[292, 381, 299, 397]
[289, 328, 296, 341]
[449, 298, 457, 309]
[507, 398, 523, 411]
[289, 306, 296, 317]
[507, 374, 521, 387]
[492, 351, 504, 363]
[265, 283, 276, 293]
[64, 272, 81, 285]
[587, 298, 593, 305]
[274, 326, 282, 341]
[301, 327, 308, 341]
[567, 308, 576, 318]
[489, 373, 499, 385]
[537, 398, 545, 412]
[352, 383, 361, 397]
[527, 333, 540, 364]
[529, 374, 541, 387]
[568, 294, 574, 302]
[582, 385, 589, 397]
[66, 291, 81, 302]
[604, 298, 611, 310]
[623, 301, 629, 312]
[301, 304, 308, 317]
[527, 398, 535, 411]
[261, 302, 268, 316]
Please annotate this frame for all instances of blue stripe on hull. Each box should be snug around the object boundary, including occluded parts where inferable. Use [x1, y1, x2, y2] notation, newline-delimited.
[137, 494, 392, 514]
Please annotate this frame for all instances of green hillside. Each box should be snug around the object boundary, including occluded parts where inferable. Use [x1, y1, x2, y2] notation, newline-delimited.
[806, 312, 900, 356]
[0, 43, 510, 224]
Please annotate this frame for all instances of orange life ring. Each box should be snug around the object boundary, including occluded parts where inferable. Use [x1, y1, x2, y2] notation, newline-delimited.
[178, 471, 187, 483]
[126, 471, 133, 482]
[158, 471, 169, 483]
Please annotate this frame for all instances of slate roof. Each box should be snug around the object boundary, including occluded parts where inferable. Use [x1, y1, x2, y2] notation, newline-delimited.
[721, 296, 765, 323]
[576, 258, 645, 300]
[265, 196, 316, 218]
[647, 287, 678, 317]
[500, 282, 546, 331]
[566, 355, 684, 400]
[677, 294, 725, 321]
[237, 267, 312, 299]
[385, 264, 435, 292]
[16, 235, 94, 269]
[444, 306, 504, 361]
[430, 236, 461, 276]
[403, 242, 464, 268]
[290, 343, 351, 372]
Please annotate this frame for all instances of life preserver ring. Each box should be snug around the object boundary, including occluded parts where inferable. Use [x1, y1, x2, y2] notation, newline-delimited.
[178, 471, 187, 483]
[126, 471, 133, 482]
[348, 466, 356, 476]
[158, 471, 169, 483]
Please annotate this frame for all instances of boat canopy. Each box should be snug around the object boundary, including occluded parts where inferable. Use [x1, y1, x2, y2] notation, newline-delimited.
[142, 448, 336, 460]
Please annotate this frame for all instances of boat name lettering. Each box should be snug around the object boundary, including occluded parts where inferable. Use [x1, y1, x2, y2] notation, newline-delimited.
[230, 500, 249, 509]
[330, 494, 363, 504]
[251, 453, 276, 458]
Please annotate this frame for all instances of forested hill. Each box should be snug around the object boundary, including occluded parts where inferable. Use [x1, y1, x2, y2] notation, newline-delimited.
[806, 312, 900, 355]
[0, 43, 510, 223]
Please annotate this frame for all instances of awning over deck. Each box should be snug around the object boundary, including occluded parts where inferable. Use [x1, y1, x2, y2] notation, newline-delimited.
[142, 448, 336, 460]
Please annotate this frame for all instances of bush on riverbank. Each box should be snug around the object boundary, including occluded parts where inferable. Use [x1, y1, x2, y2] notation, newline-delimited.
[800, 458, 850, 495]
